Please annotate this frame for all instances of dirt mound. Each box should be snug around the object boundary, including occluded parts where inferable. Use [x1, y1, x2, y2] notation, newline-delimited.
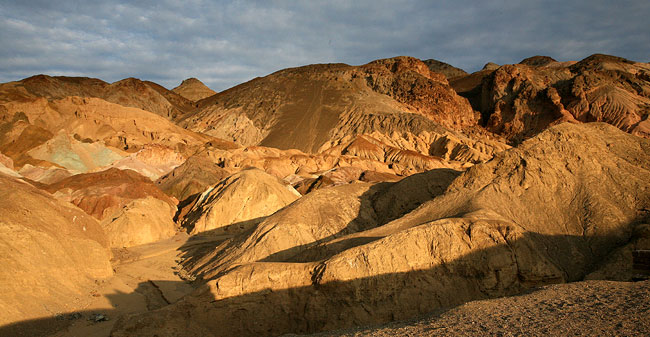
[45, 168, 176, 220]
[172, 78, 217, 101]
[182, 168, 301, 235]
[0, 173, 112, 326]
[111, 123, 650, 336]
[101, 196, 178, 248]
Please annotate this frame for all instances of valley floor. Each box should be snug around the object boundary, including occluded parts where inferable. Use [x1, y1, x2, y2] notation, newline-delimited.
[3, 233, 229, 337]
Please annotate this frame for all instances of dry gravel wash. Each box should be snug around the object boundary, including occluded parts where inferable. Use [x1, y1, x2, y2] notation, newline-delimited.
[311, 280, 650, 337]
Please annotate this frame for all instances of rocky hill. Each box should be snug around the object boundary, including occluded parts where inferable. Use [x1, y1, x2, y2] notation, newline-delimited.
[172, 78, 217, 102]
[0, 54, 649, 337]
[111, 123, 650, 336]
[0, 75, 194, 119]
[179, 56, 492, 155]
[454, 54, 650, 142]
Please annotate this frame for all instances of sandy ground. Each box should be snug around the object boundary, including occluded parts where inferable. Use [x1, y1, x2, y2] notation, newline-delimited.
[46, 232, 228, 337]
[310, 279, 650, 337]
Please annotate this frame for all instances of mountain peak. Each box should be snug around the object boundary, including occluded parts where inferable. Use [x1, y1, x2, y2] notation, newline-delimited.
[172, 78, 216, 101]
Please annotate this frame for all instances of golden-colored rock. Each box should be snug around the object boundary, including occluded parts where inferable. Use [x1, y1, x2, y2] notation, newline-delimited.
[112, 123, 650, 336]
[0, 173, 112, 326]
[474, 54, 650, 141]
[101, 196, 178, 248]
[182, 168, 301, 235]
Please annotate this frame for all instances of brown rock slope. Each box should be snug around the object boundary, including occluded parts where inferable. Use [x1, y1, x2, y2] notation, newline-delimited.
[181, 168, 301, 235]
[44, 168, 176, 220]
[172, 78, 217, 102]
[0, 173, 112, 327]
[111, 123, 650, 336]
[179, 56, 501, 159]
[468, 54, 650, 142]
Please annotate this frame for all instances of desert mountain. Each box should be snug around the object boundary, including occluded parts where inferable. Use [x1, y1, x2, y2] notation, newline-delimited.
[179, 56, 495, 156]
[111, 122, 650, 336]
[172, 78, 217, 102]
[454, 53, 650, 142]
[0, 173, 112, 326]
[0, 74, 194, 119]
[1, 53, 649, 337]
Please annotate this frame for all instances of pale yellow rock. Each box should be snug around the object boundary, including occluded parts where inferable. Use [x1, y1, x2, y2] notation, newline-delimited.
[101, 196, 178, 248]
[183, 168, 301, 235]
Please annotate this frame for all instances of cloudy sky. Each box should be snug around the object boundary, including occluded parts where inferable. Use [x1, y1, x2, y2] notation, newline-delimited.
[1, 1, 648, 91]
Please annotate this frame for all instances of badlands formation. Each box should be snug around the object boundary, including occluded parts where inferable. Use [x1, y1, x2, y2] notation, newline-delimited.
[0, 54, 648, 336]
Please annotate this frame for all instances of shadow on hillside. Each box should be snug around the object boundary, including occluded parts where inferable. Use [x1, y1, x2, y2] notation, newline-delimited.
[3, 165, 643, 336]
[176, 168, 463, 276]
[0, 280, 187, 337]
[0, 227, 640, 337]
[113, 231, 638, 336]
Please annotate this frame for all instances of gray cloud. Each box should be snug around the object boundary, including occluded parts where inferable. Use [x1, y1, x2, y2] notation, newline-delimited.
[0, 0, 648, 91]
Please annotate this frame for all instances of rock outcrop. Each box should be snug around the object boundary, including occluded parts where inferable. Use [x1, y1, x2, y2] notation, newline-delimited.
[422, 59, 468, 79]
[473, 54, 650, 142]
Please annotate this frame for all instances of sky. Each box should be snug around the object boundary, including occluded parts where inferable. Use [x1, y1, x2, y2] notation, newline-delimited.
[1, 0, 648, 91]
